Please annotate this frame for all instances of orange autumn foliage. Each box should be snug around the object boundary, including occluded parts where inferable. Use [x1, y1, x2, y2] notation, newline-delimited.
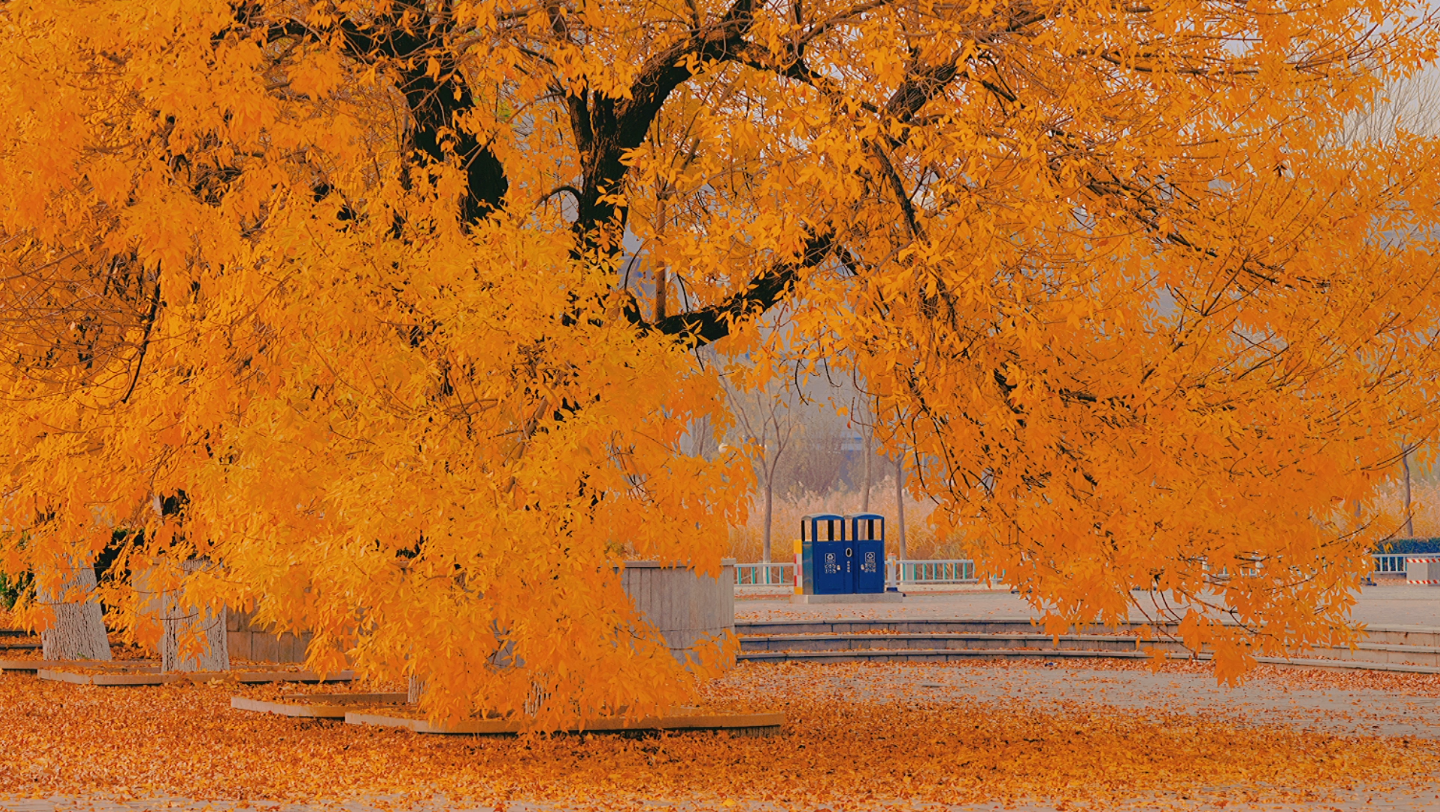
[2, 0, 1440, 721]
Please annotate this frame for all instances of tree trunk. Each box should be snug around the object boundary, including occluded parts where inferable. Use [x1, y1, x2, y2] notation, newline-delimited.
[38, 561, 112, 661]
[761, 469, 774, 564]
[161, 558, 229, 673]
[895, 450, 908, 560]
[654, 266, 668, 321]
[861, 427, 872, 512]
[654, 198, 669, 321]
[1403, 446, 1415, 537]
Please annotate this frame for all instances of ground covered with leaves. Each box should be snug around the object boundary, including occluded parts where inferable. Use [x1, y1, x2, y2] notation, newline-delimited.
[3, 661, 1439, 811]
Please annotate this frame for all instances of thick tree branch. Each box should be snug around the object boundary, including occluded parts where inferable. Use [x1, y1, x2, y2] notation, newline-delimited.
[121, 268, 163, 405]
[617, 47, 965, 347]
[573, 0, 758, 238]
[629, 229, 836, 345]
[397, 67, 510, 221]
[237, 2, 509, 223]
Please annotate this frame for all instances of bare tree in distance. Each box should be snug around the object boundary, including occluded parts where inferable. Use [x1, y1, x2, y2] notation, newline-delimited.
[722, 369, 800, 563]
[1342, 69, 1439, 537]
[1341, 67, 1440, 145]
[845, 393, 879, 513]
[1404, 444, 1416, 538]
[726, 349, 935, 557]
[788, 422, 849, 499]
[844, 373, 912, 554]
[895, 448, 908, 560]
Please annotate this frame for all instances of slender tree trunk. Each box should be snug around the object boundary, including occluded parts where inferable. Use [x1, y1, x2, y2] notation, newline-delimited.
[762, 467, 774, 564]
[654, 198, 669, 321]
[38, 560, 112, 661]
[895, 450, 907, 560]
[1403, 446, 1415, 537]
[161, 558, 229, 673]
[861, 427, 873, 512]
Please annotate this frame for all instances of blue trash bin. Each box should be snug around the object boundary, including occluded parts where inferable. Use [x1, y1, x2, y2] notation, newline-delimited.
[847, 513, 886, 594]
[801, 514, 851, 594]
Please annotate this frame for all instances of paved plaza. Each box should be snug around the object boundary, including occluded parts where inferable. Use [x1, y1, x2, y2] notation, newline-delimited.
[7, 585, 1440, 812]
[6, 794, 1440, 812]
[737, 583, 1440, 629]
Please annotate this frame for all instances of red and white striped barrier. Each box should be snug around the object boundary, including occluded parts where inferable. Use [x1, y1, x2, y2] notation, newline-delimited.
[1405, 557, 1440, 585]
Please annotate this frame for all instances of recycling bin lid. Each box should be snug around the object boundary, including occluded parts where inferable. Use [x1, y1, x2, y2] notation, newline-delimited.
[846, 513, 886, 541]
[801, 513, 846, 542]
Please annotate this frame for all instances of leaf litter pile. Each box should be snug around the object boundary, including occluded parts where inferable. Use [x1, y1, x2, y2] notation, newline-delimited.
[3, 661, 1438, 811]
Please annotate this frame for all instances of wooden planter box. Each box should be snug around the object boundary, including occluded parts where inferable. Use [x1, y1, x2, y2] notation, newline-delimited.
[621, 560, 735, 664]
[136, 567, 308, 667]
[227, 609, 310, 664]
[142, 560, 735, 675]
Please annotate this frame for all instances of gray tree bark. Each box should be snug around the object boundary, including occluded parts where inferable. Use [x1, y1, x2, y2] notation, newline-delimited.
[861, 427, 873, 513]
[895, 450, 908, 560]
[1403, 446, 1415, 538]
[38, 561, 112, 661]
[762, 470, 774, 564]
[160, 558, 229, 672]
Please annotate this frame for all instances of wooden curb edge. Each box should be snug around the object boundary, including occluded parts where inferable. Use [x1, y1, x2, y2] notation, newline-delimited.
[342, 710, 787, 736]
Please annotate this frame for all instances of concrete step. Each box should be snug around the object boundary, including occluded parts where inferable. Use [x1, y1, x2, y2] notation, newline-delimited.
[0, 629, 39, 652]
[737, 631, 1440, 666]
[738, 619, 1192, 638]
[734, 647, 1440, 674]
[1350, 626, 1440, 647]
[737, 648, 1160, 665]
[738, 619, 1055, 636]
[741, 633, 1158, 654]
[736, 619, 1440, 649]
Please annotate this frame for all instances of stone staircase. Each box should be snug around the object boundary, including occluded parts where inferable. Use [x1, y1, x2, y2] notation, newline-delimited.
[735, 619, 1440, 673]
[0, 628, 40, 656]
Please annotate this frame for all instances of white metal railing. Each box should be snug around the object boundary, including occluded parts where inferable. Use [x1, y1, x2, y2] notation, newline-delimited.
[735, 561, 795, 587]
[889, 558, 978, 586]
[735, 558, 981, 589]
[742, 555, 1409, 589]
[1373, 554, 1407, 575]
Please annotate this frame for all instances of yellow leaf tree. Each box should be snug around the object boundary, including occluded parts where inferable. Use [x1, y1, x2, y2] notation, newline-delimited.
[2, 0, 1439, 718]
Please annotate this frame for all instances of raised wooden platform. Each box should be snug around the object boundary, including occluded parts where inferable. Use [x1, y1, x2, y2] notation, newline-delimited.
[38, 668, 356, 686]
[1, 659, 157, 674]
[344, 708, 785, 736]
[229, 688, 784, 736]
[231, 693, 408, 718]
